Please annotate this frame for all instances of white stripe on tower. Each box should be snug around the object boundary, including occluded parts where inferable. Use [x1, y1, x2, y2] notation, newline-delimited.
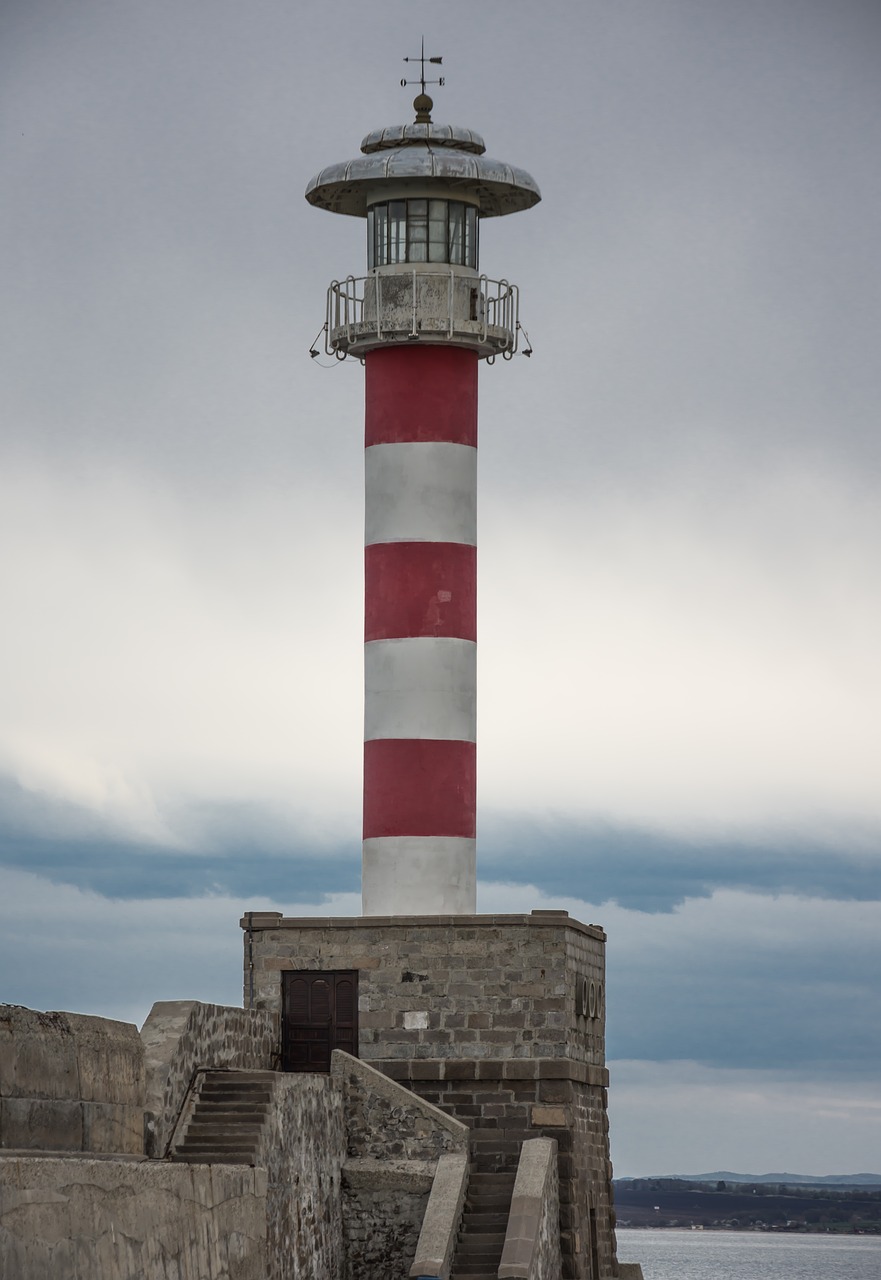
[365, 442, 477, 546]
[364, 637, 476, 742]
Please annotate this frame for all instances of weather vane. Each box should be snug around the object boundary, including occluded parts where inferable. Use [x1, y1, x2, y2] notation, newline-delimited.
[401, 38, 444, 95]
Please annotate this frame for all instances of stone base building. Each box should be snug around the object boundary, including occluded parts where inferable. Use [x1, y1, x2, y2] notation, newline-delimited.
[243, 909, 621, 1280]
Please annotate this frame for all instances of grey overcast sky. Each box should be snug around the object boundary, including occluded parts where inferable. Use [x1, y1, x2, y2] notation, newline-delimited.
[2, 0, 880, 1177]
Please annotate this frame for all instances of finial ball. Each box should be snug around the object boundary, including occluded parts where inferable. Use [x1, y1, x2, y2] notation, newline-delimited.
[413, 92, 433, 123]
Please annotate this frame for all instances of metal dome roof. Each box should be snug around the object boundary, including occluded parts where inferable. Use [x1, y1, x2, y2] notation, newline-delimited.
[360, 122, 486, 154]
[305, 119, 540, 220]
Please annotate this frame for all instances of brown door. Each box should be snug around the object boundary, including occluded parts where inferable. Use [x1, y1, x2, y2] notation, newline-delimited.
[281, 970, 358, 1072]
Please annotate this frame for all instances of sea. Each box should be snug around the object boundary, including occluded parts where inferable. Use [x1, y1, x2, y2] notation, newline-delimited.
[615, 1227, 881, 1280]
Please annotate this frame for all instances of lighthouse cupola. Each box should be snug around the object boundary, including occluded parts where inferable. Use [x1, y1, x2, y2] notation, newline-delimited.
[306, 94, 540, 359]
[306, 77, 539, 917]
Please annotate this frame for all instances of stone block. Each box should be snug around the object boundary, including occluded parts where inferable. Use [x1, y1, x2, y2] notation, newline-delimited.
[81, 1102, 143, 1155]
[9, 1015, 78, 1101]
[527, 1105, 568, 1126]
[0, 1097, 82, 1151]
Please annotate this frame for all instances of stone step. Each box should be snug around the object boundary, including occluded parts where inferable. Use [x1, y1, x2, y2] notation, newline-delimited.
[199, 1079, 273, 1090]
[169, 1157, 253, 1167]
[194, 1095, 270, 1105]
[465, 1193, 511, 1205]
[198, 1088, 272, 1102]
[203, 1070, 276, 1079]
[457, 1234, 506, 1251]
[185, 1114, 267, 1127]
[178, 1134, 259, 1147]
[184, 1111, 268, 1121]
[177, 1135, 260, 1148]
[462, 1215, 507, 1231]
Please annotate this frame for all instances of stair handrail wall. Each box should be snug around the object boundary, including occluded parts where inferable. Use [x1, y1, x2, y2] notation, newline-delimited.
[409, 1148, 470, 1280]
[163, 1067, 209, 1159]
[498, 1138, 562, 1280]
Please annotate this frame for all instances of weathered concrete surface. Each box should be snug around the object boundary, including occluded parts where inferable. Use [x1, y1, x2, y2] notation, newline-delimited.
[499, 1138, 562, 1280]
[409, 1149, 469, 1280]
[0, 1006, 144, 1155]
[0, 1156, 267, 1279]
[141, 1000, 276, 1156]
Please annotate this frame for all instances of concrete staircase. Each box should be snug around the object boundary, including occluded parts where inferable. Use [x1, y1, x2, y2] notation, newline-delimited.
[169, 1070, 275, 1165]
[452, 1168, 517, 1279]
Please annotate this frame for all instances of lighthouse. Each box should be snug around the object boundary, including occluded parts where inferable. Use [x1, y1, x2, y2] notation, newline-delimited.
[243, 74, 621, 1280]
[305, 71, 540, 916]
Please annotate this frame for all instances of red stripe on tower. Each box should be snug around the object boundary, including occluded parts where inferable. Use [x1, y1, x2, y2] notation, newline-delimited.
[363, 739, 477, 839]
[366, 347, 478, 447]
[364, 542, 476, 642]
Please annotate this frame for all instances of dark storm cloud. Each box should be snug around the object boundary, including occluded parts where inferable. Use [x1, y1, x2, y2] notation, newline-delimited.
[3, 777, 878, 912]
[602, 889, 881, 1074]
[480, 816, 881, 911]
[0, 776, 359, 902]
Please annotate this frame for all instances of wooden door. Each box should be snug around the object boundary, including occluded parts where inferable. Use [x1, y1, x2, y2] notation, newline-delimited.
[281, 970, 358, 1072]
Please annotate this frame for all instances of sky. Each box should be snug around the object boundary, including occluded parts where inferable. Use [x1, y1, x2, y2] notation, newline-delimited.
[1, 0, 880, 1178]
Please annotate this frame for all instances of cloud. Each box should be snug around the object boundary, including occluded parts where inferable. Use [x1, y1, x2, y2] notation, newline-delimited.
[3, 460, 880, 853]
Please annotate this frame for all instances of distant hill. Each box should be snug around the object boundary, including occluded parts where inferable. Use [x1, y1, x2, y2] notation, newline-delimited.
[634, 1171, 881, 1187]
[613, 1177, 881, 1232]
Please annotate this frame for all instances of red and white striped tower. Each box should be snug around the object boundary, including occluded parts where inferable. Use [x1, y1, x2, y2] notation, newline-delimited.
[306, 85, 539, 914]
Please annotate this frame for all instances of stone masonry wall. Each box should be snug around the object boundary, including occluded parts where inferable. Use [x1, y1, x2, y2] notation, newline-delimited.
[0, 1156, 266, 1280]
[332, 1051, 468, 1280]
[572, 1081, 616, 1279]
[255, 1073, 346, 1280]
[141, 1000, 277, 1156]
[0, 1005, 144, 1155]
[243, 911, 616, 1280]
[243, 911, 605, 1070]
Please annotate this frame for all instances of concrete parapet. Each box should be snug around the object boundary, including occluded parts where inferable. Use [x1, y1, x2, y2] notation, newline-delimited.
[0, 1156, 267, 1279]
[499, 1137, 562, 1280]
[0, 1005, 144, 1155]
[409, 1149, 469, 1280]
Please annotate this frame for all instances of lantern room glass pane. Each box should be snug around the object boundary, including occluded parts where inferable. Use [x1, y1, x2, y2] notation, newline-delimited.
[374, 205, 388, 266]
[388, 201, 407, 263]
[408, 199, 427, 262]
[465, 206, 477, 268]
[428, 200, 446, 263]
[448, 203, 465, 265]
[366, 208, 375, 269]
